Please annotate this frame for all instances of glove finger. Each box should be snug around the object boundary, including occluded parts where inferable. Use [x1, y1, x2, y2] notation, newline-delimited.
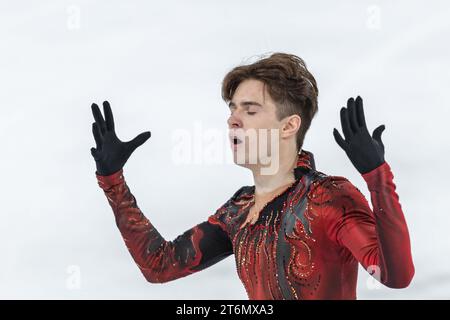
[103, 101, 115, 132]
[372, 124, 385, 145]
[91, 103, 106, 134]
[128, 131, 151, 152]
[355, 96, 367, 128]
[90, 147, 100, 160]
[333, 128, 349, 152]
[92, 122, 102, 149]
[347, 97, 358, 133]
[340, 107, 353, 139]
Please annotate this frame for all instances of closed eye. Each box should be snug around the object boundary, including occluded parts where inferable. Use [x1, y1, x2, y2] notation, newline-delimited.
[247, 112, 256, 115]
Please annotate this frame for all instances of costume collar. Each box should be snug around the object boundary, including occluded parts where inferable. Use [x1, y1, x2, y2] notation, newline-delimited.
[237, 149, 316, 200]
[293, 149, 316, 179]
[252, 149, 316, 197]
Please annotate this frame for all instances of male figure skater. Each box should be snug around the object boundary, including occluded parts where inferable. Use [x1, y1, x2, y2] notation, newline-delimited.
[90, 53, 414, 299]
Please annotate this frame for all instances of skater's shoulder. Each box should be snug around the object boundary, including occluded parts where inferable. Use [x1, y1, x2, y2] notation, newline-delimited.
[230, 185, 254, 200]
[215, 185, 253, 211]
[308, 170, 360, 202]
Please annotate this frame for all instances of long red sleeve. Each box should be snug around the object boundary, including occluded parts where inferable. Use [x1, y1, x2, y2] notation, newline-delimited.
[322, 162, 415, 288]
[96, 169, 234, 283]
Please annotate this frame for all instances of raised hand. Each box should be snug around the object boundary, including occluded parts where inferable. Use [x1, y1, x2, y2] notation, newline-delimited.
[333, 96, 385, 174]
[90, 101, 151, 176]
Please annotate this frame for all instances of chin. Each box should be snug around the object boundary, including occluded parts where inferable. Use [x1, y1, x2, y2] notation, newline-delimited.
[231, 150, 259, 169]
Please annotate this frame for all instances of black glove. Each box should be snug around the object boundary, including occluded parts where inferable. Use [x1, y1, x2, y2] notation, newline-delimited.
[333, 96, 385, 174]
[90, 101, 151, 176]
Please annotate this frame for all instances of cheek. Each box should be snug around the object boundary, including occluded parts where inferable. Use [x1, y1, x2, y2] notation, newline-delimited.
[244, 117, 282, 142]
[242, 128, 281, 154]
[248, 112, 278, 128]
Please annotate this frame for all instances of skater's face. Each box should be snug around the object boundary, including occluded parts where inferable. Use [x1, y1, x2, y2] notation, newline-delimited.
[227, 78, 278, 129]
[227, 79, 300, 167]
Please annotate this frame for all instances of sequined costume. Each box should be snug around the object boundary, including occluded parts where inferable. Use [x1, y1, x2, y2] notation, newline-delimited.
[96, 149, 414, 299]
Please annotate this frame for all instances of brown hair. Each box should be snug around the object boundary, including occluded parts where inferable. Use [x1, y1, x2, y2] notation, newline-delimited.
[221, 53, 318, 151]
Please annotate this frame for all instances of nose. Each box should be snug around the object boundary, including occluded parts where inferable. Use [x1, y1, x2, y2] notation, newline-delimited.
[227, 111, 243, 129]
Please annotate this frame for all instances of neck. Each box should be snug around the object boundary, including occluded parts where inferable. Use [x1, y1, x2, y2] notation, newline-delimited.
[251, 147, 300, 196]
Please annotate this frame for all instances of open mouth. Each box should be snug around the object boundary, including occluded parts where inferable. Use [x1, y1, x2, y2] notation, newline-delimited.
[232, 137, 243, 145]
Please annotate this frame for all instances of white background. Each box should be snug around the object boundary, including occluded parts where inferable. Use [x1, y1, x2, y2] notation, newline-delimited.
[0, 0, 449, 299]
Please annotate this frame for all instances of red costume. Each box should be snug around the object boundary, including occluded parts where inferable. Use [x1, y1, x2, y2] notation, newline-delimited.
[96, 149, 414, 299]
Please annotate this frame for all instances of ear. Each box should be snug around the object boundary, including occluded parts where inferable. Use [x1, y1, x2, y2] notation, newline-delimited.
[281, 114, 301, 139]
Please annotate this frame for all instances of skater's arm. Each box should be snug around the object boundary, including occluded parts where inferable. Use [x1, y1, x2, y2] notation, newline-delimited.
[322, 164, 414, 288]
[97, 169, 234, 283]
[330, 96, 414, 288]
[90, 101, 233, 283]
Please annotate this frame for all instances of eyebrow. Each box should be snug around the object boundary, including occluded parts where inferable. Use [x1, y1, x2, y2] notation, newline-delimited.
[228, 100, 263, 108]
